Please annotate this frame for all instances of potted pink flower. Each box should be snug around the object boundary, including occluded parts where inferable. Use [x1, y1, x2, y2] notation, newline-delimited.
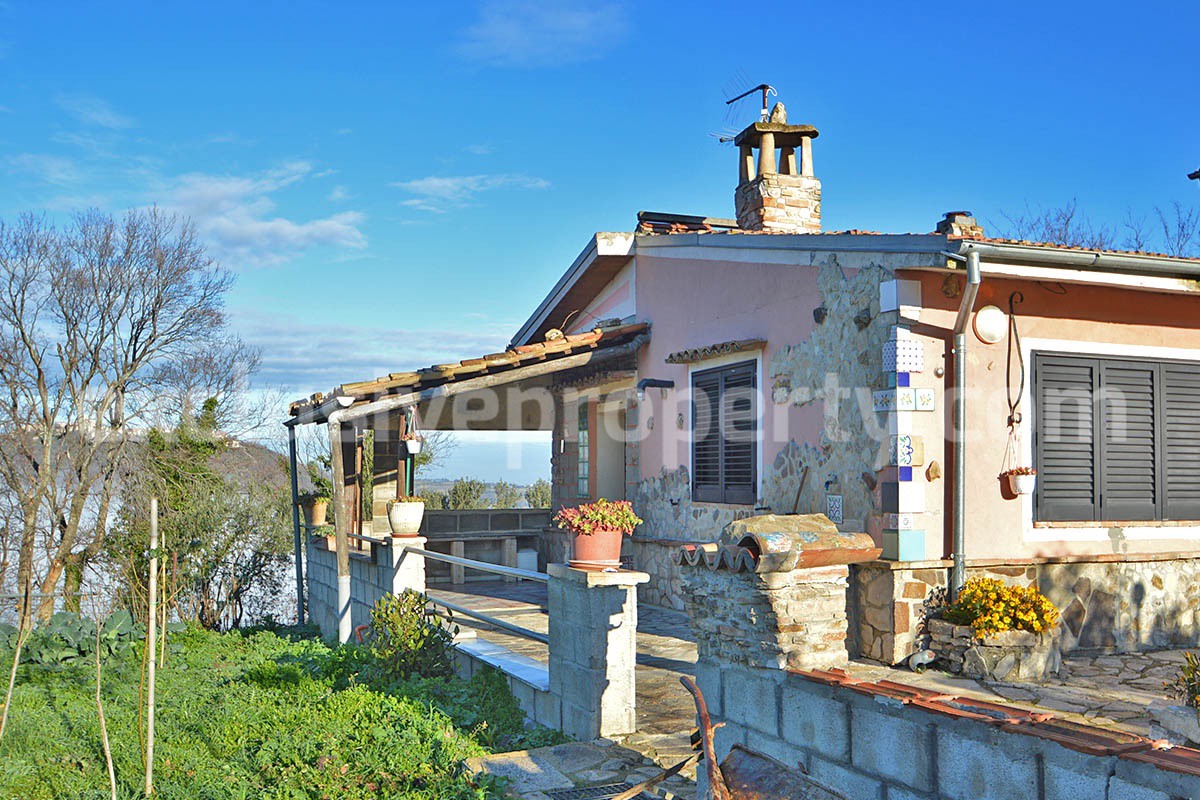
[553, 499, 643, 568]
[1001, 466, 1037, 495]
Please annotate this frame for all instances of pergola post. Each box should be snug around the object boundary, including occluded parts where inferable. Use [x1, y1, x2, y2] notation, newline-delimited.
[286, 424, 304, 624]
[329, 418, 353, 643]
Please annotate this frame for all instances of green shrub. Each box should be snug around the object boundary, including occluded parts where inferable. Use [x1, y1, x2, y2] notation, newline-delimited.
[1167, 651, 1200, 709]
[369, 590, 457, 680]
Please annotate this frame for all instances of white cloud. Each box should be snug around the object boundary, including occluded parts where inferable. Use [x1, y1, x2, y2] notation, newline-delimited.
[7, 153, 81, 184]
[163, 161, 367, 267]
[54, 92, 134, 129]
[329, 185, 352, 201]
[234, 310, 518, 399]
[457, 0, 627, 67]
[465, 143, 493, 156]
[392, 173, 548, 212]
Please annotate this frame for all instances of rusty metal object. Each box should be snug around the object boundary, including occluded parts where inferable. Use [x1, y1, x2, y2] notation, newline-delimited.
[682, 676, 850, 800]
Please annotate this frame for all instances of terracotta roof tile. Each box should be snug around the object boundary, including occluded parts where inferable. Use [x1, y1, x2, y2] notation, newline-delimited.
[288, 322, 648, 417]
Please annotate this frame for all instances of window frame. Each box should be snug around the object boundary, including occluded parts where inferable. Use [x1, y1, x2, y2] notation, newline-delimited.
[690, 358, 759, 505]
[576, 399, 590, 498]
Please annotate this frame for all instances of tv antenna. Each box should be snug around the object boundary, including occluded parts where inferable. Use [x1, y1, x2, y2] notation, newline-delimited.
[726, 83, 776, 123]
[711, 76, 777, 144]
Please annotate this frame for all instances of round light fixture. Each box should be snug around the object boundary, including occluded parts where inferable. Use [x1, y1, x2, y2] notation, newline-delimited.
[973, 305, 1007, 344]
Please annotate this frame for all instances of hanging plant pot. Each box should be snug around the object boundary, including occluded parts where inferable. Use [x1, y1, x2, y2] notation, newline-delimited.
[403, 438, 423, 455]
[1004, 470, 1037, 495]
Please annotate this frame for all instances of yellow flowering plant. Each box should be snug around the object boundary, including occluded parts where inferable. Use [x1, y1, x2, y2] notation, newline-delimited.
[944, 576, 1060, 638]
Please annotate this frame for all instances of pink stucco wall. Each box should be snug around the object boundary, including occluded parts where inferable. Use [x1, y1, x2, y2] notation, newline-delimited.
[908, 270, 1200, 561]
[632, 253, 825, 494]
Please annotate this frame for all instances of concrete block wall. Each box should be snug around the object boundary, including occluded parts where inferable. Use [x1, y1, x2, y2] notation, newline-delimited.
[305, 536, 427, 641]
[698, 661, 1200, 800]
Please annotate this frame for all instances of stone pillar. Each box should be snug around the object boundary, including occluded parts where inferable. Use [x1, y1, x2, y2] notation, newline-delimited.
[547, 564, 649, 741]
[386, 535, 427, 597]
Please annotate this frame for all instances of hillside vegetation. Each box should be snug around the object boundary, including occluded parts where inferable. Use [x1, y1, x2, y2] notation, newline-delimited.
[0, 625, 558, 799]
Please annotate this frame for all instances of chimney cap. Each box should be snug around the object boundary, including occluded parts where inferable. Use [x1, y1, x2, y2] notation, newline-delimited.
[942, 210, 974, 219]
[733, 121, 819, 149]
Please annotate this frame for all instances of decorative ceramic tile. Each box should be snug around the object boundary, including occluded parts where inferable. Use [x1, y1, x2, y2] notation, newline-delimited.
[885, 512, 918, 530]
[915, 388, 936, 412]
[889, 434, 925, 467]
[883, 529, 926, 561]
[897, 372, 910, 388]
[872, 390, 896, 412]
[882, 340, 924, 373]
[898, 466, 913, 482]
[826, 494, 844, 525]
[896, 388, 916, 411]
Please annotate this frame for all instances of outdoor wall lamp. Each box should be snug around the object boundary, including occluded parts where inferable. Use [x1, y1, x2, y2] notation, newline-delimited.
[636, 378, 675, 401]
[972, 305, 1007, 345]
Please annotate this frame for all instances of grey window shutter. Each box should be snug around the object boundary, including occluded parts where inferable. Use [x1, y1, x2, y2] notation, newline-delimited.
[721, 362, 758, 505]
[1035, 355, 1099, 521]
[691, 361, 758, 504]
[691, 369, 722, 502]
[1163, 363, 1200, 519]
[1098, 362, 1158, 521]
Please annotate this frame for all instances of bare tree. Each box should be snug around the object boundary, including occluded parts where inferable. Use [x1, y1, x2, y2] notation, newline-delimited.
[1155, 201, 1200, 257]
[999, 198, 1116, 249]
[0, 209, 240, 627]
[1000, 198, 1199, 258]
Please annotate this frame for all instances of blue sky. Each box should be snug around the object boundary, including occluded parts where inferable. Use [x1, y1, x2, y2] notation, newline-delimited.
[1, 1, 1197, 481]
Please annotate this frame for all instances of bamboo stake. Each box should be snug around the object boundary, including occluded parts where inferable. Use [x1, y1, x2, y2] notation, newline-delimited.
[95, 611, 117, 800]
[0, 580, 32, 742]
[145, 497, 158, 796]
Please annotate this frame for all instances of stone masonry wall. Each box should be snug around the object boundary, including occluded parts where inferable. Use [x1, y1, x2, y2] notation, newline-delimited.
[305, 537, 426, 641]
[852, 555, 1200, 666]
[681, 563, 850, 672]
[694, 660, 1200, 800]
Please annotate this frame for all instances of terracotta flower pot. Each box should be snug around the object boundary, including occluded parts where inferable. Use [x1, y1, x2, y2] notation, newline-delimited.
[302, 499, 329, 527]
[388, 501, 425, 536]
[569, 527, 624, 569]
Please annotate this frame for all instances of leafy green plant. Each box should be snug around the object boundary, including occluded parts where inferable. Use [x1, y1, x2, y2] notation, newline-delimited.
[1167, 651, 1200, 709]
[2, 611, 157, 666]
[553, 498, 643, 536]
[369, 591, 458, 680]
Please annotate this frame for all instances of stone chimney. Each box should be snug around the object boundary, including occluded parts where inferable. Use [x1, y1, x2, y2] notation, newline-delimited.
[734, 103, 821, 233]
[936, 210, 985, 238]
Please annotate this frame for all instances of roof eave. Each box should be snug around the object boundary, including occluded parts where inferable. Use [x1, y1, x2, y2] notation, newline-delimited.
[954, 239, 1200, 279]
[510, 232, 635, 348]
